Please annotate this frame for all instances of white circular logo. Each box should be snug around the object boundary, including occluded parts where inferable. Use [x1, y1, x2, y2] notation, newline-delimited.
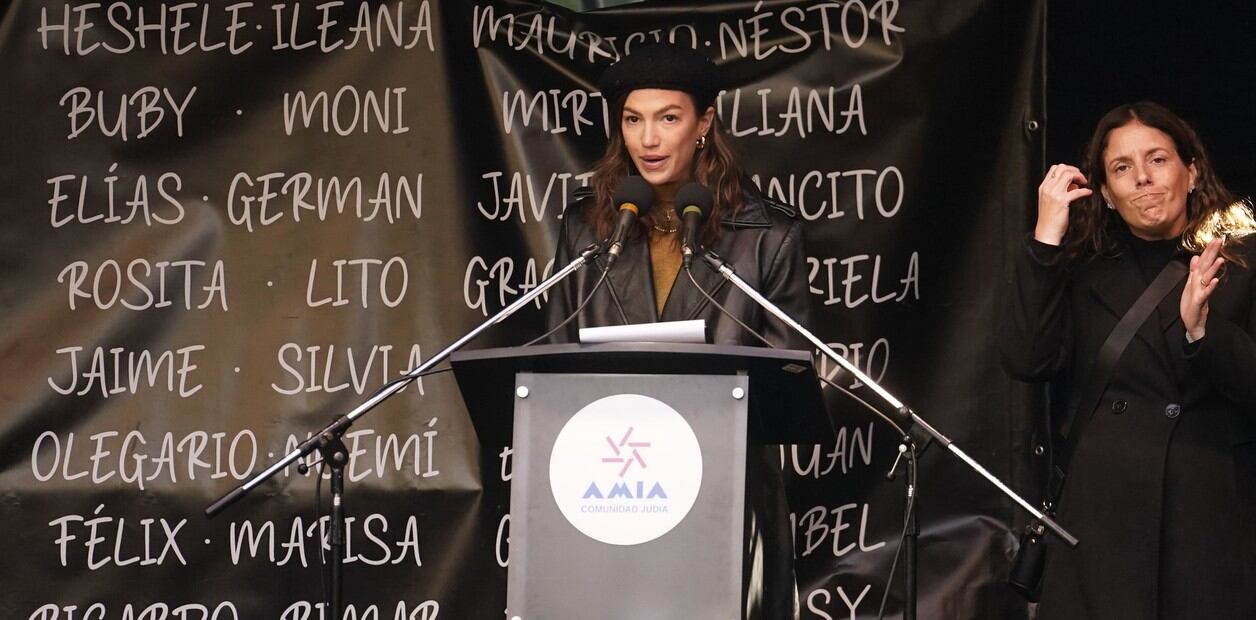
[549, 393, 703, 545]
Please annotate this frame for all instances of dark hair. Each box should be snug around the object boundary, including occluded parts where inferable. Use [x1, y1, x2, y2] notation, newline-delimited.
[586, 93, 750, 245]
[1063, 101, 1253, 265]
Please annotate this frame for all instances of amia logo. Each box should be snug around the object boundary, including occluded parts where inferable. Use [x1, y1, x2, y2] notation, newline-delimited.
[549, 394, 702, 545]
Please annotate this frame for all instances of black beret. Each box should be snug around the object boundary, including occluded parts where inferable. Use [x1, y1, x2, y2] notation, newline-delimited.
[598, 43, 720, 110]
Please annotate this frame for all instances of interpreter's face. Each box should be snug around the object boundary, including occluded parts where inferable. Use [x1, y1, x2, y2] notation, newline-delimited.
[1100, 121, 1198, 241]
[620, 89, 714, 198]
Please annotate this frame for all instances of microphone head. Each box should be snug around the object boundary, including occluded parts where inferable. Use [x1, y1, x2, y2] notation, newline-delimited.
[676, 181, 713, 220]
[614, 175, 655, 217]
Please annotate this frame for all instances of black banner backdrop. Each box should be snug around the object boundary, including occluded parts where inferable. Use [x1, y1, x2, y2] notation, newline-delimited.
[0, 1, 1044, 618]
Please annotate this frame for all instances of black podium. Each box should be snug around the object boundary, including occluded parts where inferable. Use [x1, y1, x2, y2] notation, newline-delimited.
[451, 343, 831, 620]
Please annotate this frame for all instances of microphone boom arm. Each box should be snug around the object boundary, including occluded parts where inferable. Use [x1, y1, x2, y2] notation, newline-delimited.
[700, 251, 1078, 547]
[205, 243, 604, 518]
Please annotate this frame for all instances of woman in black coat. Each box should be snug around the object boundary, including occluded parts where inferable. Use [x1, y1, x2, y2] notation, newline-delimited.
[545, 42, 810, 349]
[1000, 101, 1256, 619]
[548, 188, 810, 349]
[544, 43, 812, 620]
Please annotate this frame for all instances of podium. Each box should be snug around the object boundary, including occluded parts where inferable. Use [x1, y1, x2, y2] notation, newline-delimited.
[451, 342, 831, 620]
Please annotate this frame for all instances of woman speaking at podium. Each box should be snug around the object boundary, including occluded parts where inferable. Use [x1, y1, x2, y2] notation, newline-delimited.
[545, 43, 812, 350]
[545, 43, 813, 619]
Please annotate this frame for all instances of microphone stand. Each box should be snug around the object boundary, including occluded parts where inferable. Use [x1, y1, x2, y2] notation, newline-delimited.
[885, 437, 920, 620]
[203, 243, 604, 619]
[699, 251, 1077, 618]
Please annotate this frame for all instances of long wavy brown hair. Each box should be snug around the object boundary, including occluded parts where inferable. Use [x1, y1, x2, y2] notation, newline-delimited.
[1063, 101, 1254, 266]
[587, 93, 751, 245]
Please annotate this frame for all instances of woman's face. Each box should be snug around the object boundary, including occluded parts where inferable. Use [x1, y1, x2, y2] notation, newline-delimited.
[1100, 120, 1198, 240]
[620, 88, 714, 197]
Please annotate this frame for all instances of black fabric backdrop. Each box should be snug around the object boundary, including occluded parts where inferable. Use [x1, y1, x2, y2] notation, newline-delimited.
[0, 1, 1043, 618]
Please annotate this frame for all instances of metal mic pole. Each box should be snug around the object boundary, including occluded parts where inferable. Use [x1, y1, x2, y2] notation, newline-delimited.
[904, 442, 918, 620]
[323, 433, 348, 618]
[204, 242, 604, 519]
[699, 251, 1076, 545]
[203, 242, 600, 620]
[700, 250, 1076, 619]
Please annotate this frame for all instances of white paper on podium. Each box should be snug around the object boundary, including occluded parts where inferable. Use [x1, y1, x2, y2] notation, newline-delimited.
[578, 319, 707, 344]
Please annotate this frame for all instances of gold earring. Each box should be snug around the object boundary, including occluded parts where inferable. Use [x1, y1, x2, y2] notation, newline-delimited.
[696, 135, 707, 150]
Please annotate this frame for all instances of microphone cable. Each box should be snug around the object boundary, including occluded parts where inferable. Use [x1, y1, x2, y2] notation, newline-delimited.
[876, 446, 917, 620]
[684, 266, 773, 348]
[682, 265, 908, 436]
[523, 262, 613, 347]
[602, 272, 632, 326]
[683, 262, 917, 618]
[301, 363, 454, 613]
[355, 364, 453, 402]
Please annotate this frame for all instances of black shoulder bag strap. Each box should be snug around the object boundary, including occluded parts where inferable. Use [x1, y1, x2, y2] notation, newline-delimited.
[1048, 259, 1187, 498]
[1012, 258, 1187, 602]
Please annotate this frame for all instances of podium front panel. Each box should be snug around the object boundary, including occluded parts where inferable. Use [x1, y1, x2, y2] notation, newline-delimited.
[507, 372, 748, 620]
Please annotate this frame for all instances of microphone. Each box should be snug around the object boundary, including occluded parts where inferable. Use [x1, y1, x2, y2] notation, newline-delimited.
[676, 181, 712, 269]
[606, 176, 655, 265]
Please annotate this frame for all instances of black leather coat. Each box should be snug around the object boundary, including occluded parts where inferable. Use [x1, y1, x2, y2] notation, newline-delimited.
[546, 188, 812, 620]
[546, 189, 813, 349]
[1000, 233, 1256, 619]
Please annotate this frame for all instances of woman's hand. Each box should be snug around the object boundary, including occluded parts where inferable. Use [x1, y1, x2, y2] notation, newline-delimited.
[1181, 236, 1225, 341]
[1034, 164, 1092, 246]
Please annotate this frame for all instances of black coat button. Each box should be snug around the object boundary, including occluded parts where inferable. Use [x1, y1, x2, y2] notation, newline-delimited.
[1165, 403, 1182, 418]
[1111, 400, 1128, 414]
